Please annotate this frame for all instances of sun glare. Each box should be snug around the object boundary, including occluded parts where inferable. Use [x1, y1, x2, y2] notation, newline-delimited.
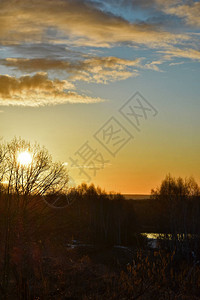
[17, 151, 32, 166]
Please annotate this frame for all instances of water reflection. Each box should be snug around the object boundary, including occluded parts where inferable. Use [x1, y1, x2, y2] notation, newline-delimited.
[142, 233, 198, 240]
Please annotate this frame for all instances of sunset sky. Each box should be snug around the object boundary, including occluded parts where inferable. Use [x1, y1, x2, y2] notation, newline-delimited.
[0, 0, 200, 193]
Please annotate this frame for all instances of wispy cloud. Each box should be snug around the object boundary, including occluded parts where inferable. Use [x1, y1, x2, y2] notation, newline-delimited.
[1, 56, 141, 83]
[163, 2, 200, 27]
[169, 61, 184, 66]
[161, 47, 200, 61]
[143, 60, 165, 71]
[0, 0, 189, 48]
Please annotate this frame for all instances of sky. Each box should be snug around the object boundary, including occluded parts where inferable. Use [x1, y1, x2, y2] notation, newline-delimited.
[0, 0, 200, 194]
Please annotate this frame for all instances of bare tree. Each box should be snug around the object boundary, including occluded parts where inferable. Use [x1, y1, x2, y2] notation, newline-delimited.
[0, 137, 69, 298]
[1, 137, 68, 198]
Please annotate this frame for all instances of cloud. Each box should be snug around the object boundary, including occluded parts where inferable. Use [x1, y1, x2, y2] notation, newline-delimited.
[164, 2, 200, 27]
[92, 0, 179, 11]
[169, 61, 184, 66]
[1, 56, 141, 83]
[0, 0, 199, 94]
[0, 73, 104, 107]
[6, 44, 86, 59]
[143, 60, 164, 71]
[162, 48, 200, 61]
[0, 0, 189, 48]
[102, 1, 199, 30]
[71, 56, 141, 82]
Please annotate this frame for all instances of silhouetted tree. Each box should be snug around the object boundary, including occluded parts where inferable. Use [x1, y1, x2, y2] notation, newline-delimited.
[0, 137, 69, 297]
[151, 174, 200, 254]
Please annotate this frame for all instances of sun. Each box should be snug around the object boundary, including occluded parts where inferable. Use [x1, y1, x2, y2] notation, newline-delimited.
[17, 151, 32, 166]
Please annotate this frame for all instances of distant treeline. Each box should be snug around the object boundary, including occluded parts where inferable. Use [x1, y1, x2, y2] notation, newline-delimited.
[1, 179, 200, 249]
[0, 184, 142, 247]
